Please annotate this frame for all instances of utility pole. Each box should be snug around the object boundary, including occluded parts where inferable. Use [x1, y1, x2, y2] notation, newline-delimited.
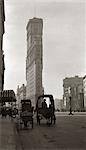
[69, 96, 73, 115]
[68, 87, 73, 115]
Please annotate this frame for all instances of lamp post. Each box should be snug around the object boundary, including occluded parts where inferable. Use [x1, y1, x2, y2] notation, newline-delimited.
[69, 96, 73, 115]
[68, 87, 73, 115]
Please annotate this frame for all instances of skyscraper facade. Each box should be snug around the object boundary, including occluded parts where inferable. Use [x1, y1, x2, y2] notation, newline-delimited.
[0, 0, 5, 91]
[26, 18, 43, 107]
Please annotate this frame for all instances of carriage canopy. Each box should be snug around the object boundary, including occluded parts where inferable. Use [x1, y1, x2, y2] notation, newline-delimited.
[0, 90, 16, 102]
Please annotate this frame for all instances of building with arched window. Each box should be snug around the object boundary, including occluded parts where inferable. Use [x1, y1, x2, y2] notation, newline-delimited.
[63, 76, 84, 111]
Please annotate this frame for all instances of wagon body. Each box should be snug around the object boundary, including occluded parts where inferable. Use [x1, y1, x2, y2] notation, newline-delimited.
[18, 99, 33, 128]
[36, 94, 56, 125]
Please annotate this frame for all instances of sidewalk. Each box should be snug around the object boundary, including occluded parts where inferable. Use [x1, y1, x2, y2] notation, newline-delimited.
[0, 116, 21, 150]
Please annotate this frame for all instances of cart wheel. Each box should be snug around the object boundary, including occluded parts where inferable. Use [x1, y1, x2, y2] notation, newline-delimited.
[47, 118, 51, 126]
[54, 115, 56, 124]
[50, 116, 53, 124]
[32, 119, 33, 128]
[37, 115, 40, 125]
[38, 118, 40, 125]
[38, 116, 40, 125]
[37, 115, 38, 123]
[24, 121, 27, 127]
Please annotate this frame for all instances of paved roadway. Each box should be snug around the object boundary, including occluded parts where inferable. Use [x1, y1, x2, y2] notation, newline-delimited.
[16, 112, 86, 150]
[0, 113, 86, 150]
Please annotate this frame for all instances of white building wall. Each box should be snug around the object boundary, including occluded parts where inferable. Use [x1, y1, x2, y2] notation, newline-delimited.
[26, 62, 36, 106]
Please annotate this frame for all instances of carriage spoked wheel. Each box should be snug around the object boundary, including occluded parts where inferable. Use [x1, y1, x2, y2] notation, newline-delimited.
[37, 115, 41, 125]
[24, 119, 33, 129]
[54, 115, 56, 124]
[32, 118, 33, 128]
[38, 117, 40, 125]
[24, 121, 28, 127]
[52, 115, 56, 124]
[50, 115, 56, 125]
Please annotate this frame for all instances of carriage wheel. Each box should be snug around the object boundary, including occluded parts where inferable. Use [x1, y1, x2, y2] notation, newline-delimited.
[37, 115, 39, 124]
[51, 116, 53, 124]
[38, 117, 40, 125]
[24, 121, 27, 127]
[32, 118, 33, 128]
[37, 116, 40, 125]
[54, 115, 56, 124]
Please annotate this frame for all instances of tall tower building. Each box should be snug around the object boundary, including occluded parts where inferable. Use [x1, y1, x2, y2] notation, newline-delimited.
[26, 18, 43, 107]
[0, 0, 5, 91]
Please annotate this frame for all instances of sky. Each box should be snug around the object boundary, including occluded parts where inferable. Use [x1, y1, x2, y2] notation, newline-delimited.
[3, 0, 86, 99]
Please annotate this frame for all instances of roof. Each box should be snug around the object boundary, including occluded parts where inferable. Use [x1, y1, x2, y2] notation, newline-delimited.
[0, 90, 16, 102]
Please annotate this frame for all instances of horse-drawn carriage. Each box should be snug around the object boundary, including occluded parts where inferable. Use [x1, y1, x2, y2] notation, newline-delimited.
[17, 99, 34, 129]
[36, 94, 56, 125]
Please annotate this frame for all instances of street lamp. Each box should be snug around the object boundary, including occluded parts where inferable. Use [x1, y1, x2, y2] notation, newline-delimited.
[68, 87, 73, 115]
[69, 95, 73, 115]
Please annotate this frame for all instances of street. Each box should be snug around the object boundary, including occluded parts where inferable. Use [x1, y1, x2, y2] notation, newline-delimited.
[0, 113, 86, 150]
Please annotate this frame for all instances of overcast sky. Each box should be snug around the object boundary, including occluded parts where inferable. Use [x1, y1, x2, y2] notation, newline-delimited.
[3, 0, 86, 99]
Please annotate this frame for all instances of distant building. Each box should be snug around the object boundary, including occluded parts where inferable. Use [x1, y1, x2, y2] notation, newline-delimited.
[26, 18, 43, 107]
[55, 98, 64, 111]
[0, 0, 5, 91]
[63, 76, 84, 111]
[83, 75, 86, 109]
[16, 84, 26, 109]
